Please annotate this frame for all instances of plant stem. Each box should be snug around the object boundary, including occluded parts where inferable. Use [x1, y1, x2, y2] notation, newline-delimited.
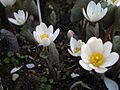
[37, 0, 42, 23]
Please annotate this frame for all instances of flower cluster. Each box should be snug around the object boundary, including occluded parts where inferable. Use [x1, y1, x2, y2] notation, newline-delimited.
[68, 37, 119, 73]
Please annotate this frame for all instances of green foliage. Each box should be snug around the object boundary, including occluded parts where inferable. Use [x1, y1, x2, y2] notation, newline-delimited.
[7, 51, 14, 57]
[40, 76, 48, 83]
[70, 0, 91, 22]
[113, 36, 120, 54]
[46, 85, 52, 90]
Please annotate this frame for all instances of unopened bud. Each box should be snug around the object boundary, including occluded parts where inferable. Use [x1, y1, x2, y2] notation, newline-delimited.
[67, 30, 75, 39]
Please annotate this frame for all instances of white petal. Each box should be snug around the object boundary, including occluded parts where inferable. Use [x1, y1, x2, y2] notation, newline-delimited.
[100, 52, 119, 68]
[8, 18, 21, 25]
[103, 41, 112, 58]
[68, 49, 77, 57]
[79, 60, 92, 71]
[45, 25, 53, 34]
[87, 1, 96, 20]
[70, 37, 77, 52]
[40, 22, 48, 33]
[26, 11, 28, 20]
[33, 31, 41, 43]
[81, 44, 91, 63]
[87, 37, 103, 53]
[100, 8, 108, 20]
[0, 0, 7, 7]
[14, 12, 20, 21]
[52, 28, 60, 41]
[95, 68, 108, 73]
[10, 66, 23, 74]
[19, 10, 25, 21]
[36, 24, 44, 35]
[41, 38, 51, 46]
[96, 3, 102, 14]
[103, 76, 119, 90]
[26, 63, 35, 69]
[77, 40, 85, 48]
[82, 8, 90, 21]
[89, 64, 98, 69]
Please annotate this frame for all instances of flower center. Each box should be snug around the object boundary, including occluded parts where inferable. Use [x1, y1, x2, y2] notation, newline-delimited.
[40, 34, 49, 39]
[74, 48, 80, 53]
[90, 53, 104, 67]
[112, 0, 116, 3]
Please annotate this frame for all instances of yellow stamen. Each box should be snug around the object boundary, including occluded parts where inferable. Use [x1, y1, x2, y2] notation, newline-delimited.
[74, 48, 80, 53]
[90, 53, 104, 67]
[40, 34, 48, 39]
[112, 0, 116, 3]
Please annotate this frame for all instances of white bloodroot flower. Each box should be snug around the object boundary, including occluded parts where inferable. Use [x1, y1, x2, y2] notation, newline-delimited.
[0, 0, 16, 7]
[68, 37, 85, 57]
[8, 10, 28, 26]
[82, 1, 108, 22]
[33, 22, 60, 46]
[107, 0, 120, 6]
[79, 37, 119, 73]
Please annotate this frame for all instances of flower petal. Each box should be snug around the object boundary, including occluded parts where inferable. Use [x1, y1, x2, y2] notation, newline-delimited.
[45, 25, 53, 34]
[87, 1, 96, 20]
[79, 60, 92, 71]
[89, 64, 98, 69]
[82, 8, 90, 21]
[52, 28, 60, 41]
[87, 37, 103, 53]
[81, 44, 91, 63]
[8, 18, 21, 25]
[100, 8, 108, 20]
[41, 38, 51, 46]
[36, 24, 44, 35]
[40, 22, 48, 33]
[95, 67, 108, 73]
[33, 31, 40, 43]
[68, 49, 76, 57]
[26, 11, 28, 20]
[100, 52, 119, 68]
[103, 41, 112, 58]
[70, 37, 77, 52]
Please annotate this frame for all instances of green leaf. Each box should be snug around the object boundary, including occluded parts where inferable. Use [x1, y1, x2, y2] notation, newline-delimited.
[49, 79, 53, 84]
[40, 76, 47, 83]
[4, 58, 10, 64]
[40, 83, 46, 89]
[113, 36, 120, 54]
[7, 51, 14, 57]
[70, 0, 90, 22]
[11, 57, 16, 62]
[46, 85, 51, 90]
[15, 60, 20, 65]
[39, 50, 48, 59]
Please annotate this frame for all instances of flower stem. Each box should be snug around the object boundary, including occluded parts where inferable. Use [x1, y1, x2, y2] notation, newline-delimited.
[37, 0, 42, 23]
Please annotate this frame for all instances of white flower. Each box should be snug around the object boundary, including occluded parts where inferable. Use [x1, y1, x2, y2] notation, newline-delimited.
[8, 10, 28, 26]
[79, 37, 119, 73]
[33, 22, 60, 46]
[107, 0, 120, 6]
[82, 1, 108, 22]
[68, 37, 84, 57]
[0, 0, 16, 7]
